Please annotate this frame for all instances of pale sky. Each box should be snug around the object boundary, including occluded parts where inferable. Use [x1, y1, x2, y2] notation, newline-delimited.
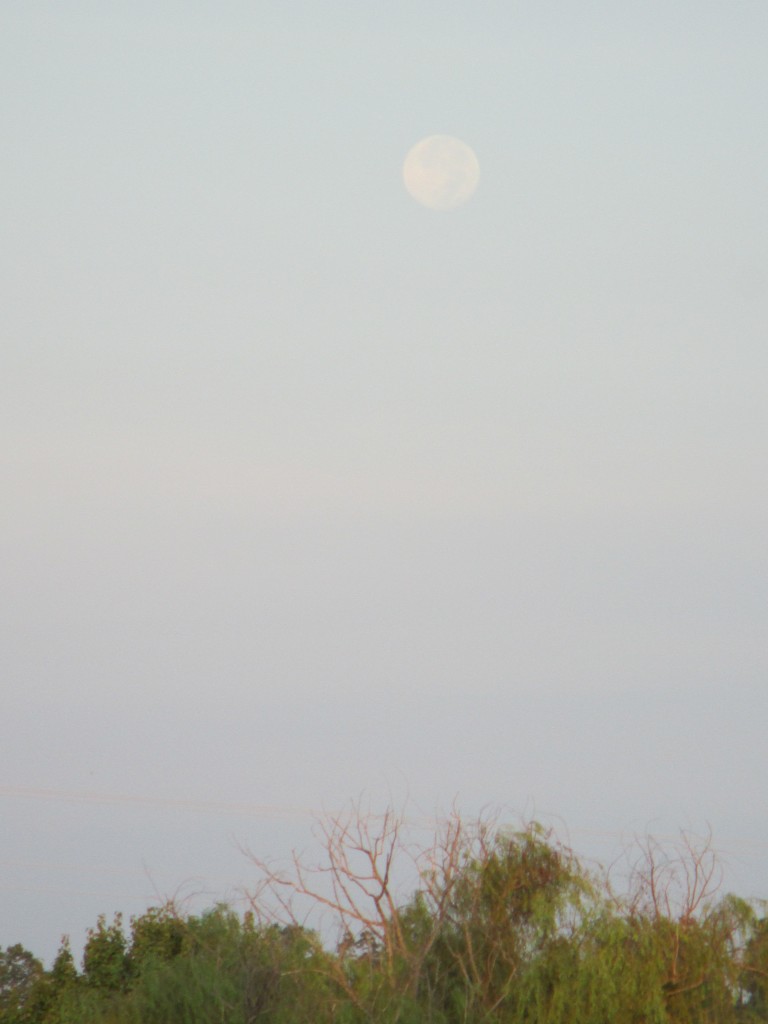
[2, 0, 767, 965]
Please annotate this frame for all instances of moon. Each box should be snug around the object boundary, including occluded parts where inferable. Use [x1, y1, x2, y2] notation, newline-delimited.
[402, 135, 480, 211]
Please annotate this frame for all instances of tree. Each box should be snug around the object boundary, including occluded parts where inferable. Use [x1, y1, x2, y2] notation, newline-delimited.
[419, 821, 592, 1023]
[740, 907, 768, 1020]
[0, 945, 43, 1021]
[1, 804, 763, 1024]
[50, 938, 78, 991]
[128, 903, 186, 974]
[82, 914, 128, 992]
[245, 803, 597, 1023]
[245, 802, 470, 1020]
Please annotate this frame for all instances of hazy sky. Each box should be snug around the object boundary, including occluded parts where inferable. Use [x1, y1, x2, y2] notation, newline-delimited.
[3, 1, 767, 964]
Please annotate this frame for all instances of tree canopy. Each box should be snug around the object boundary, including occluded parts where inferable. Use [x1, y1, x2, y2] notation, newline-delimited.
[3, 807, 767, 1024]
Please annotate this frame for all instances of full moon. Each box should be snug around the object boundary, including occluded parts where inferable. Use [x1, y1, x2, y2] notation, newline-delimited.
[402, 135, 480, 211]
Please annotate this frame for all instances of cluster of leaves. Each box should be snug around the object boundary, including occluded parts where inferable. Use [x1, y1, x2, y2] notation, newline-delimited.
[0, 905, 328, 1024]
[4, 809, 768, 1023]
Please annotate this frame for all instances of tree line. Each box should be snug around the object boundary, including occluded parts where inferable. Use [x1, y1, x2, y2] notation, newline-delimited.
[2, 805, 768, 1023]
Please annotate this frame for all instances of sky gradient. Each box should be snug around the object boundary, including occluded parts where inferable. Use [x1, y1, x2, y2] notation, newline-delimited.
[2, 0, 767, 965]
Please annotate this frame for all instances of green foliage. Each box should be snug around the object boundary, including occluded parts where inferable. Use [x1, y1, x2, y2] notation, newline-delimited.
[49, 940, 77, 992]
[127, 905, 185, 973]
[123, 908, 331, 1024]
[6, 811, 768, 1024]
[0, 945, 43, 1023]
[418, 823, 592, 1022]
[82, 915, 128, 992]
[740, 908, 768, 1020]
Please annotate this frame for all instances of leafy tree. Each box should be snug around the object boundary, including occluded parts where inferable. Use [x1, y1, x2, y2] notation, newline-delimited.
[419, 822, 592, 1023]
[740, 909, 768, 1020]
[50, 938, 78, 992]
[3, 805, 767, 1024]
[82, 914, 128, 992]
[0, 945, 43, 1022]
[127, 904, 186, 974]
[22, 937, 81, 1024]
